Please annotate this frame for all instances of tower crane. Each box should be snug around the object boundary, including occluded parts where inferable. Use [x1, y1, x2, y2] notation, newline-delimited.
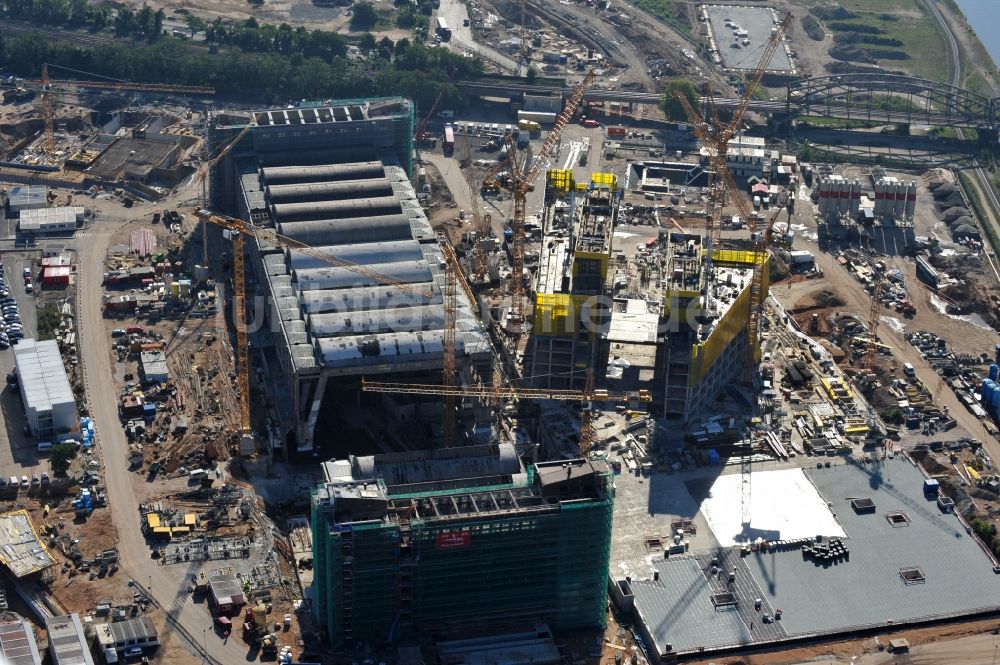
[363, 376, 650, 456]
[193, 209, 435, 454]
[864, 269, 886, 373]
[362, 379, 650, 404]
[198, 113, 262, 209]
[483, 69, 596, 331]
[414, 69, 457, 153]
[674, 13, 792, 362]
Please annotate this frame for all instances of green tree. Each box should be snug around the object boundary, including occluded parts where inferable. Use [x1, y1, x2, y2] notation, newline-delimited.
[359, 31, 377, 53]
[350, 1, 378, 31]
[50, 442, 76, 476]
[185, 15, 207, 37]
[659, 78, 699, 121]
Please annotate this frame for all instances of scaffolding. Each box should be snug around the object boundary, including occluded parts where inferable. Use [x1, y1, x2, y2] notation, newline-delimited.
[311, 466, 613, 646]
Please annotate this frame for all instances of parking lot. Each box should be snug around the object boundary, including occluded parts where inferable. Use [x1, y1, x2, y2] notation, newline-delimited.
[0, 252, 50, 493]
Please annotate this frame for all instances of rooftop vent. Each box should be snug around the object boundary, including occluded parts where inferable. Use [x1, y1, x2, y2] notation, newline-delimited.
[886, 511, 911, 527]
[899, 566, 926, 585]
[851, 498, 876, 514]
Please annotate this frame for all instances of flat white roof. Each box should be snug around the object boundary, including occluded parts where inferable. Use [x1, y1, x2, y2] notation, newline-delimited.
[19, 207, 84, 220]
[700, 468, 847, 547]
[14, 339, 75, 415]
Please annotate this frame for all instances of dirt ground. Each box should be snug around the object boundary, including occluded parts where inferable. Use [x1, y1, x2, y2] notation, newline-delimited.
[685, 615, 1000, 665]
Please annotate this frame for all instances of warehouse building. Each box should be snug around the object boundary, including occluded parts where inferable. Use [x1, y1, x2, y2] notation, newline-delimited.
[45, 614, 95, 665]
[6, 185, 46, 215]
[13, 339, 77, 439]
[94, 618, 159, 657]
[209, 99, 491, 454]
[18, 207, 84, 234]
[310, 444, 614, 646]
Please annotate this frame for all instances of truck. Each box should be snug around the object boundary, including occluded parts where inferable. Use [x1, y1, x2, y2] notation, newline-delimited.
[517, 119, 541, 133]
[579, 137, 591, 165]
[518, 110, 557, 125]
[581, 118, 601, 128]
[435, 17, 451, 41]
[443, 124, 455, 156]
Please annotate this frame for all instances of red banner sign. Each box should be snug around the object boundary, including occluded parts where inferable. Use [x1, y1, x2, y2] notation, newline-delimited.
[436, 531, 471, 550]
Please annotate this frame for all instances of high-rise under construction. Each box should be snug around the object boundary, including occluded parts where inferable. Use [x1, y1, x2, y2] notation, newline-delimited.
[310, 444, 613, 646]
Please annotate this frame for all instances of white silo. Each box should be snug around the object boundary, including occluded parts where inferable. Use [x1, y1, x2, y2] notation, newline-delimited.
[874, 180, 886, 217]
[819, 178, 831, 216]
[893, 182, 906, 217]
[839, 178, 851, 214]
[850, 179, 861, 215]
[904, 181, 917, 218]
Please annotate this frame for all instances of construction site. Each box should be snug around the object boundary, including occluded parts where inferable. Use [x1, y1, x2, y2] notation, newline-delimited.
[0, 3, 996, 664]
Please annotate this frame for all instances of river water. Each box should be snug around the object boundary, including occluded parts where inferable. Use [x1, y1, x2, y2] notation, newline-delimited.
[955, 0, 1000, 68]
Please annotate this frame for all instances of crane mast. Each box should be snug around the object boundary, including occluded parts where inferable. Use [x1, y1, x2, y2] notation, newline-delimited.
[674, 13, 791, 362]
[485, 70, 596, 330]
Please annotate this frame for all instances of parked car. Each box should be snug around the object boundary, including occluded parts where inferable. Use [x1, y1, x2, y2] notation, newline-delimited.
[19, 476, 28, 490]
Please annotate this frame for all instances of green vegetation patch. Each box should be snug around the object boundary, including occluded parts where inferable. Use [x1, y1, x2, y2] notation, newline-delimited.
[35, 301, 61, 341]
[798, 1, 949, 83]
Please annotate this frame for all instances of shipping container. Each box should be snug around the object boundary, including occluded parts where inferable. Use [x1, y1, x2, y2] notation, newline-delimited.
[443, 124, 455, 156]
[607, 125, 627, 137]
[435, 17, 451, 40]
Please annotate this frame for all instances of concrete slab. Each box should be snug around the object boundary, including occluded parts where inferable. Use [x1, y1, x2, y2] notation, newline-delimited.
[609, 468, 720, 580]
[700, 468, 846, 547]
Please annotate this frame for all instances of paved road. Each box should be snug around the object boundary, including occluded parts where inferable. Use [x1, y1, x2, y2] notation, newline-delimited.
[437, 0, 522, 75]
[921, 0, 1000, 282]
[76, 220, 250, 665]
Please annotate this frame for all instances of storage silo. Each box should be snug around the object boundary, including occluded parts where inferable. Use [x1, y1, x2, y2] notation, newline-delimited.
[850, 179, 861, 215]
[818, 178, 831, 216]
[893, 183, 906, 217]
[874, 181, 886, 217]
[904, 181, 917, 218]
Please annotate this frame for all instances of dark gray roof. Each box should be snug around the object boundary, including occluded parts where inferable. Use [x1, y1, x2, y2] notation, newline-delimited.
[751, 460, 1000, 635]
[631, 460, 1000, 656]
[109, 618, 157, 644]
[632, 558, 751, 653]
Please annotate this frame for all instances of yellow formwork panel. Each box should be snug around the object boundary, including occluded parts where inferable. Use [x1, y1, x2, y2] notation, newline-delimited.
[710, 248, 766, 268]
[689, 281, 752, 386]
[533, 293, 598, 338]
[573, 250, 610, 282]
[547, 169, 574, 192]
[534, 292, 575, 337]
[574, 182, 588, 192]
[591, 172, 617, 189]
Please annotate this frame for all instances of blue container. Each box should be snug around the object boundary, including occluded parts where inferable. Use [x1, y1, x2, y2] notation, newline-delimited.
[707, 448, 720, 465]
[982, 379, 996, 399]
[991, 364, 999, 381]
[991, 389, 1000, 414]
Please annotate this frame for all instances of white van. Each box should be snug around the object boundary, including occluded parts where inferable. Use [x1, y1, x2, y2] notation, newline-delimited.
[36, 441, 52, 454]
[189, 469, 208, 482]
[903, 362, 915, 377]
